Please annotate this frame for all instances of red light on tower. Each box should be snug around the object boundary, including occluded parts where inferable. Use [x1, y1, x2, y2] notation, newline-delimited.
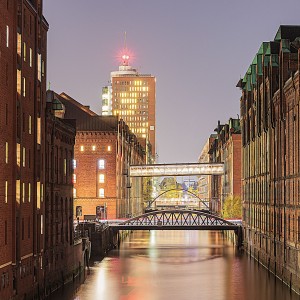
[122, 53, 130, 66]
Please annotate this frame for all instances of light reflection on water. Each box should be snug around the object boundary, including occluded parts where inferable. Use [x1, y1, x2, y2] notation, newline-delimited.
[49, 230, 299, 300]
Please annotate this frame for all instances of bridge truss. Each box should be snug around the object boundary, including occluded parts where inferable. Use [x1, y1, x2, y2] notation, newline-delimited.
[110, 209, 240, 231]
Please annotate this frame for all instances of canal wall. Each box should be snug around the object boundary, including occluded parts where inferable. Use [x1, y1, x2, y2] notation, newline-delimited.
[243, 229, 300, 295]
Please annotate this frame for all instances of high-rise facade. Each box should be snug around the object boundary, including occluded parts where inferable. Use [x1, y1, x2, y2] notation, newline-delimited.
[101, 50, 156, 161]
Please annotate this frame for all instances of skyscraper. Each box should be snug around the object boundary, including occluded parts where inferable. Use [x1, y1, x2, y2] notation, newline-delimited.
[101, 47, 156, 161]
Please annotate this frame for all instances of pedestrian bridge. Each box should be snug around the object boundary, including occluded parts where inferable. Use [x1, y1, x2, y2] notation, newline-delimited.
[110, 209, 240, 231]
[129, 163, 224, 177]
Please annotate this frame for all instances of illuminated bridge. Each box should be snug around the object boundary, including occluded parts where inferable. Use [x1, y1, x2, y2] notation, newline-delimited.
[110, 209, 243, 248]
[129, 163, 224, 177]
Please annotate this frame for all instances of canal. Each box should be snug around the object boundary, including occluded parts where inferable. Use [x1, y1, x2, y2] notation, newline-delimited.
[50, 230, 299, 300]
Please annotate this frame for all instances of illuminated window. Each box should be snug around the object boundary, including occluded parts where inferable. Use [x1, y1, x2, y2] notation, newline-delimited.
[41, 215, 43, 235]
[73, 188, 77, 198]
[5, 181, 8, 203]
[29, 115, 32, 134]
[80, 145, 84, 152]
[29, 48, 32, 67]
[17, 70, 21, 95]
[37, 181, 40, 209]
[64, 158, 67, 175]
[5, 142, 8, 164]
[17, 143, 21, 167]
[99, 174, 105, 183]
[73, 174, 77, 183]
[23, 42, 26, 62]
[76, 206, 82, 216]
[17, 33, 21, 55]
[92, 145, 96, 151]
[37, 117, 41, 144]
[28, 183, 31, 202]
[72, 159, 77, 169]
[99, 188, 104, 198]
[98, 159, 105, 169]
[107, 145, 111, 151]
[41, 183, 43, 203]
[16, 180, 20, 203]
[22, 77, 26, 97]
[150, 125, 155, 131]
[6, 26, 9, 47]
[22, 147, 25, 167]
[22, 183, 25, 203]
[37, 54, 42, 81]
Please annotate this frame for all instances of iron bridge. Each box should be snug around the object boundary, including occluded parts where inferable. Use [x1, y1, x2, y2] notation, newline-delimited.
[110, 209, 241, 231]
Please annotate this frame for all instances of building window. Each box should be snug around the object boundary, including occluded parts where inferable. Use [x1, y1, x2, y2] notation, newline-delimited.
[76, 206, 82, 217]
[107, 145, 111, 151]
[5, 181, 8, 203]
[72, 159, 77, 169]
[99, 174, 105, 183]
[73, 174, 77, 183]
[16, 143, 21, 166]
[29, 48, 32, 67]
[28, 183, 31, 202]
[99, 188, 105, 198]
[37, 181, 40, 209]
[41, 215, 43, 235]
[23, 42, 26, 62]
[29, 115, 32, 134]
[22, 77, 26, 97]
[16, 180, 20, 204]
[37, 54, 42, 81]
[22, 182, 25, 203]
[73, 188, 76, 198]
[22, 147, 25, 167]
[37, 117, 41, 144]
[5, 142, 8, 164]
[92, 145, 96, 151]
[17, 70, 21, 95]
[98, 159, 105, 169]
[17, 33, 21, 55]
[80, 145, 84, 152]
[64, 158, 67, 175]
[6, 26, 9, 47]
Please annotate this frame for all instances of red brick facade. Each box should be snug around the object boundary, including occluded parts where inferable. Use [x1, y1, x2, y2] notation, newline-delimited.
[240, 26, 300, 292]
[51, 92, 146, 220]
[206, 119, 241, 214]
[0, 0, 48, 298]
[44, 100, 79, 292]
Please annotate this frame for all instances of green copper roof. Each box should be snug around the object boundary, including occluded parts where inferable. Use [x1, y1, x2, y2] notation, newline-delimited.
[258, 42, 269, 55]
[257, 54, 263, 75]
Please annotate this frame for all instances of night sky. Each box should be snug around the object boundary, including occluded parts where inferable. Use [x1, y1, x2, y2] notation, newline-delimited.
[44, 0, 300, 163]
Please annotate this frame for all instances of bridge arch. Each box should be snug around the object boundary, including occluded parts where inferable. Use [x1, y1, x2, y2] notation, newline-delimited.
[110, 209, 243, 249]
[147, 188, 209, 209]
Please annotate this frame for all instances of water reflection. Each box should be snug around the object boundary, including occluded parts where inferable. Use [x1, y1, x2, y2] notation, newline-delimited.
[50, 230, 298, 300]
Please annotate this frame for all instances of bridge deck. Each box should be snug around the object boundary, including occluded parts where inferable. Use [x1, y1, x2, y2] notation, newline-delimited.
[110, 224, 240, 231]
[129, 163, 224, 177]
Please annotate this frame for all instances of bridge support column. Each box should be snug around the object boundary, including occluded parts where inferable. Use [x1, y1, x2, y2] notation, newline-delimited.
[235, 227, 243, 250]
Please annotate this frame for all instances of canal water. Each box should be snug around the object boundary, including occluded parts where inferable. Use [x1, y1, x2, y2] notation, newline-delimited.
[50, 230, 299, 300]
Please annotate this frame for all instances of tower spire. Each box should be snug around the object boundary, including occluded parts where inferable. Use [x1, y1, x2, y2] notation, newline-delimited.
[122, 31, 129, 66]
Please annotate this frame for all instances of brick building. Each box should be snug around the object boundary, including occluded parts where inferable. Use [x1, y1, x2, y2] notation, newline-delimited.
[239, 25, 300, 292]
[44, 95, 84, 293]
[48, 92, 146, 220]
[0, 0, 48, 298]
[205, 119, 241, 214]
